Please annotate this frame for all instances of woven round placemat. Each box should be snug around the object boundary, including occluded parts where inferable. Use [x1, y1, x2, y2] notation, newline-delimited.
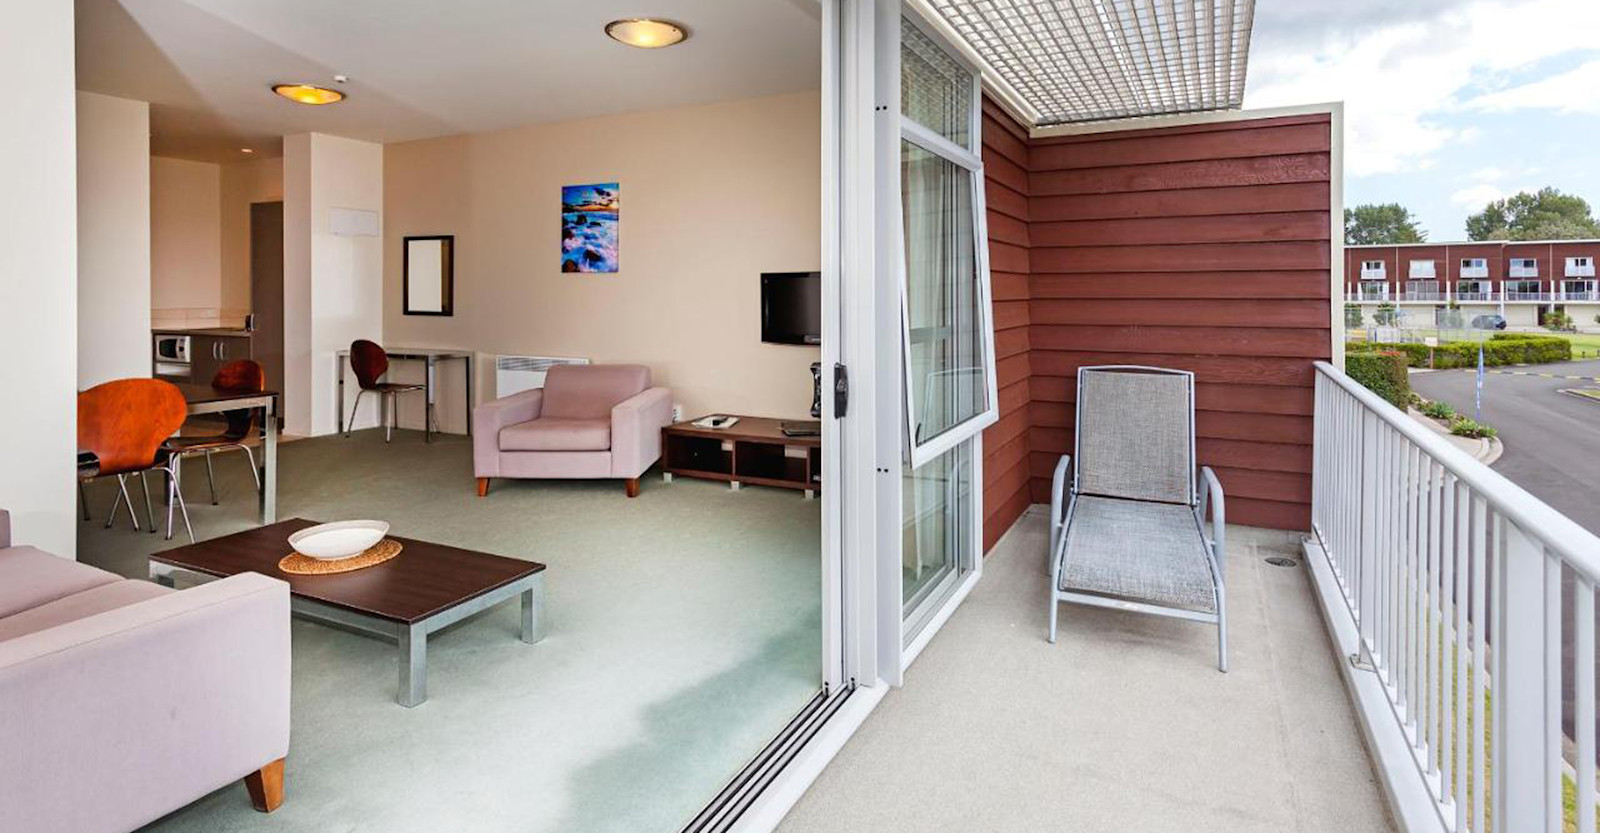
[278, 538, 402, 575]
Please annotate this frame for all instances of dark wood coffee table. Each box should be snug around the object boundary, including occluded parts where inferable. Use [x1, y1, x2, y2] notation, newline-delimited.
[149, 519, 547, 707]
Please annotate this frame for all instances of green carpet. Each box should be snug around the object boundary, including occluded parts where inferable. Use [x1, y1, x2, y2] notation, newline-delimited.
[76, 429, 822, 833]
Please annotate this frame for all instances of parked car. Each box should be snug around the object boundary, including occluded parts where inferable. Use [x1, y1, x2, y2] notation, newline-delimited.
[1471, 314, 1507, 330]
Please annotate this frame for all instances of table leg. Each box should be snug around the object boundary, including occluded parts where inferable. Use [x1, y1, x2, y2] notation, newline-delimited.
[337, 354, 345, 436]
[149, 562, 175, 588]
[464, 355, 473, 437]
[520, 576, 547, 644]
[398, 623, 427, 707]
[261, 397, 278, 525]
[424, 356, 434, 443]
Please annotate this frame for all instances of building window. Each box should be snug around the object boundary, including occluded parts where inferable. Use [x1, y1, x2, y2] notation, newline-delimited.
[1408, 259, 1436, 279]
[1360, 260, 1386, 279]
[1568, 256, 1596, 277]
[1509, 257, 1539, 278]
[1460, 257, 1488, 278]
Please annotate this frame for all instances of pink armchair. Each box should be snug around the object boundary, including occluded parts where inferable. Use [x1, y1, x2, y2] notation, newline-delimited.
[473, 364, 672, 497]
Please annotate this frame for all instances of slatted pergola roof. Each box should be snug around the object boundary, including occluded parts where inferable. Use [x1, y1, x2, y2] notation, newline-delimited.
[922, 0, 1255, 127]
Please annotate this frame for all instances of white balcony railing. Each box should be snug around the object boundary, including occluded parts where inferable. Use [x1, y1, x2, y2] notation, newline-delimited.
[1505, 291, 1553, 302]
[1401, 281, 1444, 302]
[1568, 259, 1596, 278]
[1308, 362, 1596, 833]
[1349, 285, 1391, 302]
[1454, 291, 1499, 302]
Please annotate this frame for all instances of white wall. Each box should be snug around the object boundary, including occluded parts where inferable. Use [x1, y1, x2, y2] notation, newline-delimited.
[0, 3, 77, 556]
[150, 156, 222, 312]
[283, 133, 384, 437]
[76, 91, 150, 388]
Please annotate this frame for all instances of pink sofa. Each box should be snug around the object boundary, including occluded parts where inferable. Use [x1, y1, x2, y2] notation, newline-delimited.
[0, 509, 291, 833]
[473, 364, 672, 497]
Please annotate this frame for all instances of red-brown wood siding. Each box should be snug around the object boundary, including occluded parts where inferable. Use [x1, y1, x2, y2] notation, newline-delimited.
[979, 101, 1332, 545]
[982, 99, 1033, 552]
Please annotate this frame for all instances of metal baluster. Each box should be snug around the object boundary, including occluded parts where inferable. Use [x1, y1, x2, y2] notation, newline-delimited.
[1578, 578, 1596, 833]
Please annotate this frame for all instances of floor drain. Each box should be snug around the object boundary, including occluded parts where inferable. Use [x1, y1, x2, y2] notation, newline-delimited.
[1265, 556, 1299, 568]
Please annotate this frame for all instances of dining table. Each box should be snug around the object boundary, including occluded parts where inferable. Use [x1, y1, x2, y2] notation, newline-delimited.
[172, 383, 280, 524]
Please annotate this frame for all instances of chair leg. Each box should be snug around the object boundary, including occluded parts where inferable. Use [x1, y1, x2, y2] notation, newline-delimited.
[625, 477, 640, 498]
[79, 480, 91, 521]
[244, 758, 285, 813]
[165, 465, 195, 543]
[1048, 590, 1059, 644]
[204, 451, 219, 505]
[242, 445, 262, 493]
[139, 472, 157, 534]
[108, 474, 140, 531]
[385, 393, 394, 443]
[1215, 583, 1229, 674]
[476, 477, 489, 497]
[345, 390, 364, 438]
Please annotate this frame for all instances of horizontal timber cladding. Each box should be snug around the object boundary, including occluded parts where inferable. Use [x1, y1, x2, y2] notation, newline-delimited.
[982, 99, 1033, 552]
[975, 97, 1332, 546]
[1027, 108, 1333, 531]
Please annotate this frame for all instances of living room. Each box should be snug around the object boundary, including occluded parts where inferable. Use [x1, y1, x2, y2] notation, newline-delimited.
[31, 1, 852, 831]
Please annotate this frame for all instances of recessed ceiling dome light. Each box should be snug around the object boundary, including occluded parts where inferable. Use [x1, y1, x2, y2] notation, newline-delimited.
[272, 84, 345, 105]
[241, 148, 255, 154]
[605, 19, 687, 49]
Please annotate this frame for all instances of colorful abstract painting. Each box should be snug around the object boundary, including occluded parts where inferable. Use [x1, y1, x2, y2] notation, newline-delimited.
[561, 183, 619, 273]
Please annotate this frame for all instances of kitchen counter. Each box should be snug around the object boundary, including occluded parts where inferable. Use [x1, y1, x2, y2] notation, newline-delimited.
[152, 327, 253, 337]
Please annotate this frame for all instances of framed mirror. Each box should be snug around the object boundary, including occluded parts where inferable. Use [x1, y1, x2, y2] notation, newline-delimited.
[403, 235, 454, 316]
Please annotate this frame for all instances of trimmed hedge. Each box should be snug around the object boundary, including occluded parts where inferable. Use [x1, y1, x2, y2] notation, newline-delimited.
[1355, 334, 1570, 368]
[1346, 351, 1411, 408]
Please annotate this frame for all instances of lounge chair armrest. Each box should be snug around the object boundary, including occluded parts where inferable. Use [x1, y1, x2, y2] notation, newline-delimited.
[1198, 466, 1226, 575]
[473, 388, 544, 434]
[1049, 455, 1072, 571]
[0, 508, 9, 549]
[473, 390, 544, 478]
[610, 387, 673, 478]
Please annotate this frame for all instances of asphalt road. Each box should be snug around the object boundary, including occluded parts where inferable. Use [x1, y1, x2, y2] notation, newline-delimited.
[1411, 359, 1600, 754]
[1410, 358, 1600, 534]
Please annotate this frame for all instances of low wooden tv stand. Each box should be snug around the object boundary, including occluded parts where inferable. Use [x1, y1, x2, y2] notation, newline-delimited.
[662, 416, 821, 498]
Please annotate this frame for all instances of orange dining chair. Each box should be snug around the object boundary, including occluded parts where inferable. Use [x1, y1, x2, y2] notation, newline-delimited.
[347, 340, 427, 443]
[164, 360, 265, 506]
[77, 378, 195, 542]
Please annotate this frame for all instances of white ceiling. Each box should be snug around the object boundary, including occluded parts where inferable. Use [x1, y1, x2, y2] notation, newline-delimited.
[75, 0, 823, 162]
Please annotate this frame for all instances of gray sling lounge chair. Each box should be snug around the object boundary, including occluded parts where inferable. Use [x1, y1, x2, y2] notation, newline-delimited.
[1047, 365, 1228, 671]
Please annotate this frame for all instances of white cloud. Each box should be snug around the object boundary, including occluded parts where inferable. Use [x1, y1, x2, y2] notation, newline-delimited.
[1245, 0, 1600, 177]
[1466, 59, 1600, 114]
[1450, 183, 1512, 206]
[1469, 166, 1507, 181]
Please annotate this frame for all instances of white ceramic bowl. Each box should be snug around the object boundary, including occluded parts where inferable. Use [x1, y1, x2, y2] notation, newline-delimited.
[288, 520, 390, 561]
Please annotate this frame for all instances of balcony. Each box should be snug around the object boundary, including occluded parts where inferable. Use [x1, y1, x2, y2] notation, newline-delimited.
[1569, 259, 1596, 278]
[1349, 285, 1391, 302]
[1509, 261, 1541, 279]
[1460, 263, 1490, 279]
[779, 507, 1397, 831]
[1310, 364, 1593, 833]
[1400, 281, 1445, 302]
[1361, 266, 1388, 281]
[1562, 282, 1598, 302]
[790, 364, 1594, 833]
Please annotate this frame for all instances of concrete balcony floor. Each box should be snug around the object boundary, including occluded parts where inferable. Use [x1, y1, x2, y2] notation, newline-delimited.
[778, 509, 1396, 833]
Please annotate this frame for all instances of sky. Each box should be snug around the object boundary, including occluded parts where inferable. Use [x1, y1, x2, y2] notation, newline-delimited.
[1243, 0, 1600, 241]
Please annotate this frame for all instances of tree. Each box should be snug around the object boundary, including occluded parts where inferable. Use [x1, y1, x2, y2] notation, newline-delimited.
[1344, 303, 1364, 329]
[1373, 302, 1400, 326]
[1465, 187, 1600, 241]
[1344, 203, 1426, 245]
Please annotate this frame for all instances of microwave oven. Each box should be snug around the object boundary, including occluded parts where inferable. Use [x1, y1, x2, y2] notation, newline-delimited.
[154, 334, 191, 363]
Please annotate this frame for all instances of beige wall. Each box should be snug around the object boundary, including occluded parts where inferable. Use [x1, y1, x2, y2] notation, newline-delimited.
[220, 156, 283, 311]
[382, 90, 822, 434]
[283, 133, 384, 437]
[150, 156, 222, 312]
[1, 1, 77, 556]
[76, 91, 151, 388]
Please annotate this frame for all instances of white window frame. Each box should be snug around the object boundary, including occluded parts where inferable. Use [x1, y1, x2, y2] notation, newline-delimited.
[895, 13, 999, 469]
[1360, 260, 1386, 279]
[1407, 259, 1435, 279]
[1568, 256, 1595, 277]
[1510, 257, 1539, 278]
[1460, 257, 1488, 278]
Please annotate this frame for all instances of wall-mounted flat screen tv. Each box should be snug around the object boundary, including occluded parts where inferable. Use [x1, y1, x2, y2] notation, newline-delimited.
[761, 272, 822, 345]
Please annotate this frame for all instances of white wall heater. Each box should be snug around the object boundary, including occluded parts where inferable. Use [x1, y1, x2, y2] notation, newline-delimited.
[494, 355, 590, 397]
